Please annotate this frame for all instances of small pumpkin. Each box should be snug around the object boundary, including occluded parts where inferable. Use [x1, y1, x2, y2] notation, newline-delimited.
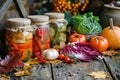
[100, 18, 120, 49]
[90, 36, 108, 52]
[68, 33, 86, 43]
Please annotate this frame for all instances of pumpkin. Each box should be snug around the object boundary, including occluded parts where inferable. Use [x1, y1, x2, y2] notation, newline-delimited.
[90, 36, 108, 52]
[100, 18, 120, 49]
[68, 33, 86, 43]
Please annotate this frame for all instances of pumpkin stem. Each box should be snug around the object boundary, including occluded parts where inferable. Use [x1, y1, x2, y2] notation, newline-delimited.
[110, 18, 114, 30]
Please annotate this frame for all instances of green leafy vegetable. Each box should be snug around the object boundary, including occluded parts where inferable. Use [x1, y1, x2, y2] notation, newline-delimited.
[73, 12, 102, 34]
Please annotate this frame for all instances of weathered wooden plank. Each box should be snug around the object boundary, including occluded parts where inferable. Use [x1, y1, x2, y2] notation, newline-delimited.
[14, 0, 28, 18]
[52, 60, 113, 80]
[10, 63, 52, 80]
[103, 56, 120, 80]
[0, 0, 13, 19]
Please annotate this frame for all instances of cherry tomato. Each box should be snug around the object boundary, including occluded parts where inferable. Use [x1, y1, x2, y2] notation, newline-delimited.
[58, 53, 65, 60]
[64, 56, 70, 63]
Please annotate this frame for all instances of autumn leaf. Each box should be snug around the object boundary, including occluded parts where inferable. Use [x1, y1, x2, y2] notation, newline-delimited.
[101, 50, 118, 56]
[15, 70, 31, 77]
[88, 71, 109, 79]
[0, 74, 10, 80]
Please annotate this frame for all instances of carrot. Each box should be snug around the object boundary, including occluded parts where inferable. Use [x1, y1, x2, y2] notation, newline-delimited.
[9, 42, 18, 50]
[20, 50, 26, 60]
[17, 40, 32, 49]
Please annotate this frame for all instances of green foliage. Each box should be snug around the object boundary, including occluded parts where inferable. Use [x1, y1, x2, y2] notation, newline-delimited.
[73, 12, 102, 34]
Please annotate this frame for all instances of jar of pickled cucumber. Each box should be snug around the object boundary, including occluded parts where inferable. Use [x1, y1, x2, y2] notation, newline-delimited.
[28, 15, 50, 52]
[6, 18, 33, 62]
[45, 12, 68, 48]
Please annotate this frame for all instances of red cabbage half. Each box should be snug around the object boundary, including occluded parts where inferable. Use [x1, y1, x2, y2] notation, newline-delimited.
[62, 42, 102, 62]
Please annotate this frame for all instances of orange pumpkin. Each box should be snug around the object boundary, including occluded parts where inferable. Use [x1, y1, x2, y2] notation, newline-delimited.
[90, 36, 108, 52]
[68, 33, 86, 43]
[100, 18, 120, 49]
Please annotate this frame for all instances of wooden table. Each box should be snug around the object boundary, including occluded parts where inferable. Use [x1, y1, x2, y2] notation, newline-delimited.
[9, 55, 120, 80]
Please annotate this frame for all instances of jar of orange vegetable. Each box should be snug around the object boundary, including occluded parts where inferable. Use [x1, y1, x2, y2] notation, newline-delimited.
[28, 15, 50, 52]
[6, 18, 33, 62]
[45, 12, 67, 48]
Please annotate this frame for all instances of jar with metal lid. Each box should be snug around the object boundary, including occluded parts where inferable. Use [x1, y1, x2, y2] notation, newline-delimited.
[5, 18, 33, 62]
[28, 15, 50, 52]
[45, 12, 67, 48]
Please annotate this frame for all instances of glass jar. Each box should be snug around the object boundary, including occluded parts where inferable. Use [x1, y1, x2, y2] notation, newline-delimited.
[28, 15, 50, 52]
[5, 18, 33, 62]
[45, 12, 67, 48]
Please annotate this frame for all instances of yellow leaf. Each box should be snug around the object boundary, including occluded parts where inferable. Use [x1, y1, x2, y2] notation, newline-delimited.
[101, 49, 118, 56]
[48, 59, 62, 64]
[0, 74, 10, 80]
[15, 70, 31, 77]
[88, 71, 109, 79]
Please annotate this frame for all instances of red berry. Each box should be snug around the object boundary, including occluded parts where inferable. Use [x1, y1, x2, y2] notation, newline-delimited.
[70, 59, 74, 64]
[41, 59, 47, 64]
[34, 51, 40, 57]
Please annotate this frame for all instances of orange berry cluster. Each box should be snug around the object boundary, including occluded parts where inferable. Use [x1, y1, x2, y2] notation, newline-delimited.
[53, 0, 71, 13]
[53, 0, 89, 15]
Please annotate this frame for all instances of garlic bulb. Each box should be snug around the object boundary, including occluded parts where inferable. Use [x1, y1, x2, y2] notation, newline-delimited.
[42, 48, 59, 60]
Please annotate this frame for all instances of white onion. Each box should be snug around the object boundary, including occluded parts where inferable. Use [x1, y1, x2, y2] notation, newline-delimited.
[42, 48, 59, 60]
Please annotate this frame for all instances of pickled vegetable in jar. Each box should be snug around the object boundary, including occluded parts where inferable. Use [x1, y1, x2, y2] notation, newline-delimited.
[28, 15, 50, 52]
[6, 18, 33, 62]
[45, 12, 67, 48]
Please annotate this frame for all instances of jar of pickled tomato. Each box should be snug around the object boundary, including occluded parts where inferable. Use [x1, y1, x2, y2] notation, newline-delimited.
[6, 18, 33, 62]
[28, 15, 50, 52]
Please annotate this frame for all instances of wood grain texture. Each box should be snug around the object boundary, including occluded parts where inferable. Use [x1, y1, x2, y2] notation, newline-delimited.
[14, 0, 28, 18]
[10, 63, 52, 80]
[52, 60, 113, 80]
[103, 56, 120, 80]
[0, 0, 13, 19]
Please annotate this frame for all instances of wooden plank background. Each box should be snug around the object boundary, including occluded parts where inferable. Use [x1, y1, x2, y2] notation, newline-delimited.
[103, 56, 120, 80]
[52, 60, 113, 80]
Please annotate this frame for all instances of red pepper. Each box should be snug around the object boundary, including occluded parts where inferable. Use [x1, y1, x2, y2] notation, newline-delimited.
[36, 28, 42, 38]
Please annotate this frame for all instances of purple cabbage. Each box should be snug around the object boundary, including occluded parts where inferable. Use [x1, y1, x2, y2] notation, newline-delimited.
[62, 42, 102, 62]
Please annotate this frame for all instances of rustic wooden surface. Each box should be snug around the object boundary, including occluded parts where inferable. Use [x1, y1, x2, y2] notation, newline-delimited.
[52, 60, 112, 80]
[103, 55, 120, 80]
[9, 58, 118, 80]
[10, 64, 52, 80]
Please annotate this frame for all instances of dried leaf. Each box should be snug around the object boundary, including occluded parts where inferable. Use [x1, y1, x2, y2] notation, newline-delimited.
[24, 64, 33, 70]
[88, 71, 109, 79]
[15, 70, 31, 77]
[48, 59, 62, 64]
[0, 74, 10, 80]
[101, 50, 118, 56]
[25, 58, 39, 65]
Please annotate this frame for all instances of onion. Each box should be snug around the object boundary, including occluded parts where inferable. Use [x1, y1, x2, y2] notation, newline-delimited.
[42, 48, 59, 60]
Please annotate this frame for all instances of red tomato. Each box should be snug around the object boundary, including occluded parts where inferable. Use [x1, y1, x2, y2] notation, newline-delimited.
[58, 53, 65, 60]
[64, 56, 70, 63]
[90, 36, 108, 52]
[68, 33, 86, 43]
